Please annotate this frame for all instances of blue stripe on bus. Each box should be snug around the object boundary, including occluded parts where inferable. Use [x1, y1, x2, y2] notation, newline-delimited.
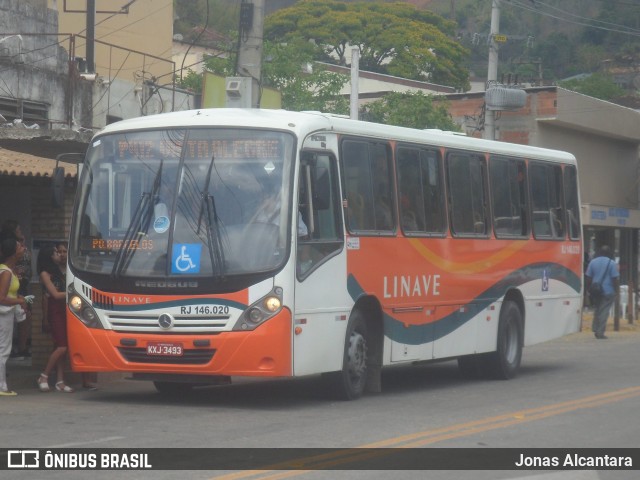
[347, 263, 581, 345]
[105, 297, 248, 312]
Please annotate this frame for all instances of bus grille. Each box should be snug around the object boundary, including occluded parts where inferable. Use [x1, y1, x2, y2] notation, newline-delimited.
[106, 314, 232, 333]
[117, 347, 216, 364]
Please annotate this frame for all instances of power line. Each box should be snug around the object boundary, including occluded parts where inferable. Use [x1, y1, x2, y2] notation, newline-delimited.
[508, 0, 640, 37]
[532, 0, 640, 34]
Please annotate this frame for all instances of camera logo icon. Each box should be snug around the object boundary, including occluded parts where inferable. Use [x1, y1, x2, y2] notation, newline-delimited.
[7, 450, 39, 468]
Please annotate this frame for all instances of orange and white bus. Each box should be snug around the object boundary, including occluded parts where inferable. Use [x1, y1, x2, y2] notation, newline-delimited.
[66, 108, 582, 399]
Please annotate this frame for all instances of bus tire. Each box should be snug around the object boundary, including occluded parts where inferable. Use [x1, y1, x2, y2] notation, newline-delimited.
[153, 381, 196, 395]
[485, 300, 523, 380]
[328, 310, 368, 400]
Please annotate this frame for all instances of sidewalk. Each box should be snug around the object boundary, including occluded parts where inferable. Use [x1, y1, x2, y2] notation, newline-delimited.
[580, 307, 639, 334]
[6, 356, 123, 392]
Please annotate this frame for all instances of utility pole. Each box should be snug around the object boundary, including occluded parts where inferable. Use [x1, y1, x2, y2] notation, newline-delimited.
[350, 46, 359, 120]
[485, 0, 500, 140]
[86, 0, 96, 74]
[236, 0, 264, 108]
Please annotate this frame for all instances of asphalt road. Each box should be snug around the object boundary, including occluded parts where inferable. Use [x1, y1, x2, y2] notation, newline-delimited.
[2, 323, 639, 480]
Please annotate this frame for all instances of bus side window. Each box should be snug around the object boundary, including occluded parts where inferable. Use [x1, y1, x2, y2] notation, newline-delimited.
[446, 152, 488, 237]
[490, 156, 528, 238]
[297, 152, 343, 278]
[341, 139, 394, 233]
[564, 165, 581, 240]
[530, 163, 565, 239]
[342, 140, 372, 231]
[397, 145, 445, 235]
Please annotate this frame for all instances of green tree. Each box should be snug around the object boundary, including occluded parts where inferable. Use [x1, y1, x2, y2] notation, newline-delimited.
[174, 0, 239, 38]
[265, 0, 470, 91]
[559, 73, 625, 101]
[177, 69, 203, 93]
[263, 40, 349, 113]
[361, 91, 460, 131]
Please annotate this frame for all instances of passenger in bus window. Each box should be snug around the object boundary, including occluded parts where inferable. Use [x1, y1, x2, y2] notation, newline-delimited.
[400, 195, 419, 231]
[375, 196, 393, 230]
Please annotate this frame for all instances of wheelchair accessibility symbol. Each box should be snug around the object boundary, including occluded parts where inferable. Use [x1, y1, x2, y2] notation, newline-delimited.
[172, 244, 201, 274]
[541, 268, 549, 292]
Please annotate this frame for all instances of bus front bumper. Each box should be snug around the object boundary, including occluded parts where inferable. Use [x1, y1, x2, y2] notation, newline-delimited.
[67, 307, 293, 377]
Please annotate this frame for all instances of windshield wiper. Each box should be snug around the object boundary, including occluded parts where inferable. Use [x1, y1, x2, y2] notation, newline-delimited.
[197, 154, 226, 276]
[111, 161, 163, 278]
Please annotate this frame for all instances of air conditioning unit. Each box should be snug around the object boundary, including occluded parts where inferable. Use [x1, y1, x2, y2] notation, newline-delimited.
[225, 77, 252, 108]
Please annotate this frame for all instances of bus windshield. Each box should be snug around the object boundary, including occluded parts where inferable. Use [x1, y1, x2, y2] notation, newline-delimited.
[70, 128, 295, 281]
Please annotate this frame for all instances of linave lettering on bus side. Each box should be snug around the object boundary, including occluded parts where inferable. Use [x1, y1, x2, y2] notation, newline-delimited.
[383, 275, 441, 299]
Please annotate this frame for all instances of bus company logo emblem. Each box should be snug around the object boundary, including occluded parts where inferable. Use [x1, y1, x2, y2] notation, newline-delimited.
[158, 313, 174, 330]
[7, 450, 39, 468]
[153, 216, 170, 233]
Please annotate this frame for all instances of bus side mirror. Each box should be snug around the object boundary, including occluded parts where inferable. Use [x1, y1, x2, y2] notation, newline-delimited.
[52, 166, 65, 208]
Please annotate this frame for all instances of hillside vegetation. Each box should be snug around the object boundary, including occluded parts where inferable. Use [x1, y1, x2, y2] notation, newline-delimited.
[175, 0, 640, 89]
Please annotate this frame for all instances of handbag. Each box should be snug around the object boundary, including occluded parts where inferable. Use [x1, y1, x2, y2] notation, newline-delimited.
[588, 259, 612, 300]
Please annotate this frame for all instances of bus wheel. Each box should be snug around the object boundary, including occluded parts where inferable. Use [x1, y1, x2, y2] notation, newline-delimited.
[485, 300, 523, 380]
[329, 311, 368, 400]
[153, 381, 196, 395]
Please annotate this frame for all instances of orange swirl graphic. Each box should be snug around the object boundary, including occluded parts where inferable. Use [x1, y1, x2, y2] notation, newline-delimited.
[407, 238, 529, 274]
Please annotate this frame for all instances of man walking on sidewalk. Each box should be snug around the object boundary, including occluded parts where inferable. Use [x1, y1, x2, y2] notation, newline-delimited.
[585, 245, 619, 339]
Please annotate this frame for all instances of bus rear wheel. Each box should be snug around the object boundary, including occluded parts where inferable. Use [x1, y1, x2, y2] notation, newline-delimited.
[485, 300, 523, 380]
[327, 311, 368, 400]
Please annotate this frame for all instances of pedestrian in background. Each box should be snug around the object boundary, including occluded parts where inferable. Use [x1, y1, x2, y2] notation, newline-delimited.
[0, 220, 32, 359]
[0, 236, 27, 396]
[586, 245, 620, 339]
[36, 244, 74, 393]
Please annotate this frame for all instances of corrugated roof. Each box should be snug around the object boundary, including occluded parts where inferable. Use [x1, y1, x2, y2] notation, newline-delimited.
[0, 147, 77, 178]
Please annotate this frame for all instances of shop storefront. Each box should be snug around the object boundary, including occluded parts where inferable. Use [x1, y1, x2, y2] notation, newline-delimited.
[583, 204, 639, 323]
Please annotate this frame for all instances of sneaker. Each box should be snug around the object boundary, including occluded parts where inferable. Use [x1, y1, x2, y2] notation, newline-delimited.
[17, 350, 31, 358]
[9, 351, 24, 360]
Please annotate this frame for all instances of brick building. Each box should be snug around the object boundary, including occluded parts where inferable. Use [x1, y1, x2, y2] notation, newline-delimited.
[0, 145, 79, 370]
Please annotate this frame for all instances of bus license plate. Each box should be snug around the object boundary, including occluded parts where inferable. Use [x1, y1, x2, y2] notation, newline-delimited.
[147, 343, 183, 356]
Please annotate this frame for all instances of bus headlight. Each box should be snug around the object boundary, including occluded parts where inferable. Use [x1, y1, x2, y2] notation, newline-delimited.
[68, 286, 103, 329]
[264, 296, 281, 312]
[233, 286, 284, 331]
[69, 295, 83, 312]
[248, 308, 263, 323]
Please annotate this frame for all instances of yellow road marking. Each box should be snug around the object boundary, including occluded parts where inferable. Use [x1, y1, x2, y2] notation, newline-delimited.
[210, 386, 640, 480]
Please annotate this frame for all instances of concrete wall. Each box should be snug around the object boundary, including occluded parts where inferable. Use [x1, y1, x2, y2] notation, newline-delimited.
[538, 124, 639, 209]
[90, 78, 197, 128]
[53, 0, 174, 82]
[0, 0, 72, 126]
